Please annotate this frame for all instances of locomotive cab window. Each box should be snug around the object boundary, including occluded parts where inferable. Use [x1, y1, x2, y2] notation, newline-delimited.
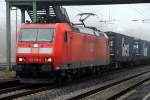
[20, 29, 37, 42]
[37, 29, 55, 42]
[20, 28, 55, 42]
[64, 32, 68, 43]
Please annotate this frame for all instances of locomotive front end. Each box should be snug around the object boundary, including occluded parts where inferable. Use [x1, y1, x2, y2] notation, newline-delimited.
[14, 24, 57, 83]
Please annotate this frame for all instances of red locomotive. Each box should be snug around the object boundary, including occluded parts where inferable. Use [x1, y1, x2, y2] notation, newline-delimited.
[14, 23, 109, 83]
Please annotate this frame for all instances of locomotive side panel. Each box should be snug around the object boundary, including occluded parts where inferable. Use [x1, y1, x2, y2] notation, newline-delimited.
[53, 23, 73, 70]
[95, 36, 110, 65]
[67, 32, 109, 69]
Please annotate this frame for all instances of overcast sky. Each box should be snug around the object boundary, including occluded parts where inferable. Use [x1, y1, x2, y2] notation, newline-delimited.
[64, 3, 150, 40]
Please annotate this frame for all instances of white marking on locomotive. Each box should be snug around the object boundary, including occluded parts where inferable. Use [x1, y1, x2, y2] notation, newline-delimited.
[122, 38, 129, 56]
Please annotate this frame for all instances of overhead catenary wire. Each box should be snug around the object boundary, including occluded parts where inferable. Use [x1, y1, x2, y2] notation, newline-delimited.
[67, 6, 105, 20]
[128, 5, 147, 18]
[134, 5, 150, 16]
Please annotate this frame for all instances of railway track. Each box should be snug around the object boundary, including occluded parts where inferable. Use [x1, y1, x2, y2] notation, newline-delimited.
[0, 76, 95, 100]
[0, 76, 54, 100]
[0, 79, 20, 90]
[0, 66, 149, 100]
[0, 79, 72, 100]
[55, 66, 150, 100]
[0, 84, 54, 100]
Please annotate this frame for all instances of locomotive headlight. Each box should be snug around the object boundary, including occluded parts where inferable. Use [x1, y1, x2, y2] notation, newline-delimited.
[45, 58, 52, 62]
[18, 57, 25, 62]
[47, 58, 52, 62]
[33, 44, 38, 48]
[18, 58, 23, 62]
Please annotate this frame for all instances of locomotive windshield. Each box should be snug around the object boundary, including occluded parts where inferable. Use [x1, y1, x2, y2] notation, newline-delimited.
[20, 29, 37, 42]
[20, 28, 55, 42]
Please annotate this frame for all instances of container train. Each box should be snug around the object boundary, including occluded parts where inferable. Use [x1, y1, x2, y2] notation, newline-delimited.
[106, 31, 150, 66]
[12, 21, 150, 83]
[0, 0, 149, 83]
[10, 6, 150, 84]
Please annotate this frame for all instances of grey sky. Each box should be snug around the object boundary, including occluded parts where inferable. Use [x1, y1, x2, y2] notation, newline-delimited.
[64, 4, 150, 40]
